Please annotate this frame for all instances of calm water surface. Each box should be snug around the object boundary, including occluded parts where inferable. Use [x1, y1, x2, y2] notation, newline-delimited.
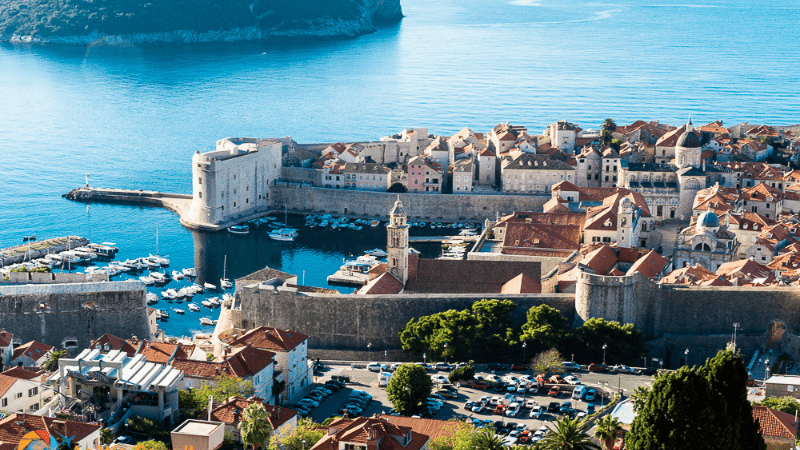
[1, 0, 799, 336]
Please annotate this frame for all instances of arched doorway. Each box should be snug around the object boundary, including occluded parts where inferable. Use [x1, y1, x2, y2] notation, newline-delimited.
[767, 321, 786, 351]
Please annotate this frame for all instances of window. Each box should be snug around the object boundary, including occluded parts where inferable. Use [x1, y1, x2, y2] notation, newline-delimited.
[198, 177, 202, 185]
[602, 237, 611, 243]
[28, 387, 37, 397]
[1, 399, 6, 407]
[16, 393, 23, 399]
[199, 192, 202, 199]
[234, 202, 237, 207]
[31, 403, 39, 411]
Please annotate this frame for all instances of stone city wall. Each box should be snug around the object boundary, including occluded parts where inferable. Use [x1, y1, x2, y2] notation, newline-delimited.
[0, 281, 152, 351]
[271, 184, 549, 221]
[237, 285, 574, 351]
[1, 271, 110, 284]
[281, 167, 321, 186]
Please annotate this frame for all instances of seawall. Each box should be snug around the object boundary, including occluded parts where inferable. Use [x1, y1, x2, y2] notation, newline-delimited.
[237, 284, 574, 351]
[1, 236, 89, 267]
[0, 281, 152, 351]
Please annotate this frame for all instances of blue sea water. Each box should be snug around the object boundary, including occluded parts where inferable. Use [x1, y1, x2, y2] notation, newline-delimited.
[1, 0, 799, 337]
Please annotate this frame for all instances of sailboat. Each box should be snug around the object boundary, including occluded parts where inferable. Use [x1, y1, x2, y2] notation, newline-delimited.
[269, 204, 298, 241]
[149, 224, 170, 266]
[220, 255, 232, 290]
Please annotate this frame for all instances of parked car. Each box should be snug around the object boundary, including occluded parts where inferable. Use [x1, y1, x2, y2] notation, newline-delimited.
[471, 403, 486, 413]
[367, 362, 383, 372]
[430, 393, 447, 402]
[564, 375, 580, 385]
[435, 362, 454, 371]
[431, 375, 448, 384]
[518, 430, 533, 444]
[638, 367, 658, 376]
[440, 384, 458, 394]
[527, 383, 540, 394]
[502, 376, 518, 384]
[588, 363, 607, 373]
[436, 389, 457, 399]
[584, 388, 597, 401]
[612, 364, 636, 374]
[494, 404, 506, 415]
[547, 402, 560, 413]
[464, 401, 475, 410]
[530, 405, 544, 419]
[523, 399, 537, 409]
[559, 401, 572, 415]
[562, 361, 581, 371]
[470, 380, 490, 390]
[486, 374, 500, 383]
[516, 384, 528, 394]
[548, 386, 561, 397]
[113, 437, 133, 445]
[390, 363, 403, 371]
[493, 382, 508, 392]
[505, 402, 521, 417]
[326, 379, 345, 388]
[586, 404, 596, 415]
[548, 375, 564, 384]
[510, 363, 528, 370]
[572, 385, 587, 400]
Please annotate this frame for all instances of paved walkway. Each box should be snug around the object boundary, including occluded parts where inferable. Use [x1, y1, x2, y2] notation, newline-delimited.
[651, 219, 687, 258]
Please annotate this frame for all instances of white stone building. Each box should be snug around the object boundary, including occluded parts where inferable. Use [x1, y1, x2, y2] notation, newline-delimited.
[501, 154, 576, 193]
[673, 211, 739, 271]
[451, 159, 474, 193]
[342, 163, 392, 191]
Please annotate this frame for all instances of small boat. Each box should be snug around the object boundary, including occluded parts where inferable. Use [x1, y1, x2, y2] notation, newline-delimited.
[150, 272, 170, 284]
[171, 270, 184, 280]
[228, 225, 250, 234]
[139, 275, 156, 286]
[269, 231, 296, 241]
[146, 293, 158, 304]
[208, 297, 221, 307]
[149, 254, 170, 267]
[182, 268, 197, 277]
[220, 278, 232, 289]
[22, 235, 36, 242]
[187, 303, 201, 312]
[200, 317, 214, 326]
[201, 300, 214, 308]
[220, 255, 232, 289]
[161, 290, 176, 300]
[204, 282, 217, 290]
[158, 309, 169, 319]
[173, 308, 185, 315]
[178, 287, 195, 298]
[191, 283, 205, 292]
[365, 248, 387, 257]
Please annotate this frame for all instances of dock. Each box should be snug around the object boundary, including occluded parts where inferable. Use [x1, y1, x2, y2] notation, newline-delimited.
[327, 270, 370, 287]
[408, 235, 480, 244]
[0, 236, 89, 267]
[64, 187, 193, 222]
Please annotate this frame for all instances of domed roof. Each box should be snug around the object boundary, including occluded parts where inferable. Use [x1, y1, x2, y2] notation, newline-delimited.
[697, 211, 720, 230]
[390, 196, 406, 217]
[676, 129, 701, 149]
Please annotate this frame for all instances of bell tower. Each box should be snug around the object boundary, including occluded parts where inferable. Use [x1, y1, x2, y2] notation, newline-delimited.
[387, 196, 409, 284]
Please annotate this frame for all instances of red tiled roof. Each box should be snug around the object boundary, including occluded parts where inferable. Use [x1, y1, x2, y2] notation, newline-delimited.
[660, 264, 717, 285]
[0, 332, 13, 347]
[358, 272, 404, 295]
[626, 250, 669, 280]
[229, 327, 309, 353]
[211, 397, 298, 429]
[502, 222, 582, 251]
[138, 342, 179, 364]
[90, 333, 140, 357]
[752, 405, 798, 439]
[0, 414, 100, 445]
[377, 415, 460, 440]
[312, 417, 427, 450]
[171, 345, 275, 379]
[11, 341, 53, 363]
[500, 273, 541, 294]
[580, 245, 618, 275]
[1, 367, 46, 381]
[552, 180, 580, 192]
[0, 375, 18, 398]
[405, 259, 541, 294]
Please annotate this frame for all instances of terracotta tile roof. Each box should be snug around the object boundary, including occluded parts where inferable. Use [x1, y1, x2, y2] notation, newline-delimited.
[238, 266, 295, 284]
[580, 245, 618, 275]
[405, 259, 541, 294]
[0, 332, 13, 347]
[138, 342, 180, 364]
[228, 327, 308, 353]
[693, 185, 740, 212]
[661, 264, 716, 285]
[11, 341, 53, 363]
[211, 396, 298, 429]
[496, 211, 586, 230]
[358, 272, 404, 295]
[656, 124, 692, 148]
[0, 374, 18, 397]
[500, 273, 541, 294]
[1, 367, 46, 381]
[742, 182, 782, 201]
[312, 417, 427, 450]
[171, 345, 275, 379]
[626, 250, 669, 279]
[90, 334, 140, 357]
[717, 259, 771, 280]
[0, 414, 100, 445]
[616, 247, 641, 264]
[552, 181, 580, 192]
[478, 148, 495, 157]
[752, 405, 798, 439]
[698, 275, 733, 286]
[501, 222, 582, 251]
[377, 415, 460, 440]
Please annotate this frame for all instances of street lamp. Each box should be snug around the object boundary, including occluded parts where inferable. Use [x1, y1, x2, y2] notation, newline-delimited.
[423, 353, 427, 365]
[603, 343, 607, 365]
[522, 342, 527, 366]
[733, 322, 740, 350]
[444, 343, 448, 365]
[368, 343, 372, 362]
[684, 348, 689, 367]
[302, 441, 306, 450]
[765, 359, 771, 380]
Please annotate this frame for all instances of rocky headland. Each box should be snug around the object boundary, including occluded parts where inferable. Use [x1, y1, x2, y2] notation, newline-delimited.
[0, 0, 403, 44]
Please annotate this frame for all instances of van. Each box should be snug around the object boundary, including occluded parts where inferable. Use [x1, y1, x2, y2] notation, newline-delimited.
[572, 385, 586, 400]
[367, 362, 382, 372]
[378, 371, 392, 387]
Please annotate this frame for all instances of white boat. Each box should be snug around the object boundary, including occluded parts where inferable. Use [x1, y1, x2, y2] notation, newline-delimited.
[220, 255, 232, 289]
[269, 231, 296, 241]
[150, 272, 170, 284]
[187, 303, 201, 312]
[208, 297, 221, 307]
[228, 225, 250, 234]
[204, 282, 217, 290]
[365, 248, 387, 257]
[200, 317, 214, 326]
[178, 287, 195, 298]
[220, 278, 232, 289]
[161, 290, 176, 300]
[201, 300, 214, 308]
[340, 260, 374, 275]
[171, 270, 184, 280]
[182, 268, 197, 277]
[173, 308, 185, 315]
[139, 275, 156, 286]
[190, 283, 205, 293]
[158, 309, 169, 319]
[149, 254, 170, 266]
[146, 293, 158, 304]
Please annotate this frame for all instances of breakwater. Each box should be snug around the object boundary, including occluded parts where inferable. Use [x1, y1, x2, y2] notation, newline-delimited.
[0, 236, 89, 267]
[64, 187, 192, 219]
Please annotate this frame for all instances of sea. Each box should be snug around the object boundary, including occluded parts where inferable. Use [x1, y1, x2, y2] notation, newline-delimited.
[1, 0, 799, 337]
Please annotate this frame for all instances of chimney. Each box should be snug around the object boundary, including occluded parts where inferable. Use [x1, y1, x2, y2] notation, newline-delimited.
[208, 395, 213, 421]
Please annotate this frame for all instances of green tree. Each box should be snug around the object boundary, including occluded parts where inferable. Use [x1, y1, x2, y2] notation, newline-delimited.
[593, 416, 623, 450]
[520, 305, 569, 353]
[448, 364, 475, 383]
[192, 375, 254, 406]
[43, 349, 67, 372]
[137, 440, 169, 450]
[600, 118, 617, 146]
[630, 386, 650, 413]
[472, 299, 518, 358]
[539, 416, 599, 450]
[700, 350, 766, 450]
[239, 403, 273, 450]
[530, 348, 565, 374]
[100, 428, 114, 445]
[570, 318, 644, 365]
[429, 421, 476, 450]
[400, 309, 481, 361]
[267, 418, 324, 450]
[757, 396, 800, 415]
[386, 364, 432, 415]
[626, 367, 733, 450]
[473, 427, 503, 450]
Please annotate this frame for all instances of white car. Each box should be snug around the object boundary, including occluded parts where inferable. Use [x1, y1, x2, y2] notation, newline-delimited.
[431, 375, 447, 384]
[530, 405, 544, 419]
[524, 399, 537, 409]
[487, 374, 500, 382]
[519, 375, 532, 382]
[390, 363, 402, 371]
[505, 402, 521, 417]
[516, 383, 528, 394]
[502, 376, 518, 384]
[564, 375, 580, 385]
[613, 364, 637, 374]
[367, 362, 382, 372]
[489, 396, 502, 406]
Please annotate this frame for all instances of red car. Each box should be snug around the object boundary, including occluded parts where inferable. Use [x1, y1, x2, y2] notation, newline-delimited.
[470, 381, 490, 390]
[511, 363, 528, 370]
[588, 363, 607, 373]
[548, 385, 561, 397]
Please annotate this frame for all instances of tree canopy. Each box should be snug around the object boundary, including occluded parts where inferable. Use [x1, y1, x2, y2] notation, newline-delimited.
[267, 418, 325, 450]
[239, 404, 273, 450]
[386, 364, 432, 415]
[757, 396, 800, 415]
[539, 416, 599, 450]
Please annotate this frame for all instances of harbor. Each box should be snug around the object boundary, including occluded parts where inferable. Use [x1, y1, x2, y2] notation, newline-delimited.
[0, 236, 90, 267]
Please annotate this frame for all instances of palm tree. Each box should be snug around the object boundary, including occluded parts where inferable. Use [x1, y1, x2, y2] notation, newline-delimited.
[631, 386, 650, 412]
[43, 349, 67, 372]
[238, 403, 273, 450]
[473, 427, 503, 450]
[538, 416, 600, 450]
[593, 415, 623, 450]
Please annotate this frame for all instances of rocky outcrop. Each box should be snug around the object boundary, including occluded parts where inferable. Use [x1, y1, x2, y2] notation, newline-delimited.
[0, 0, 402, 44]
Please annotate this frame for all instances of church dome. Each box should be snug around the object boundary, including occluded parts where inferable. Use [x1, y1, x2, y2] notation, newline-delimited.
[696, 211, 720, 231]
[390, 197, 406, 217]
[676, 129, 701, 149]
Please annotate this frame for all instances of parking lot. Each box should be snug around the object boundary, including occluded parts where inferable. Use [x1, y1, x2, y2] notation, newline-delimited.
[305, 362, 655, 434]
